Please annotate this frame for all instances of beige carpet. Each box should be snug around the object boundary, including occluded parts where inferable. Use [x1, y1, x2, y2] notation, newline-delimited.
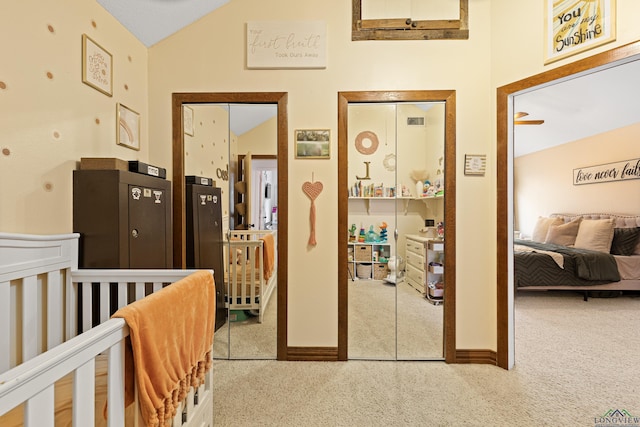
[212, 290, 640, 426]
[349, 279, 443, 359]
[212, 286, 278, 359]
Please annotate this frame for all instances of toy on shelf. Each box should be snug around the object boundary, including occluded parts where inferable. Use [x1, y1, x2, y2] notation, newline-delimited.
[365, 225, 378, 243]
[410, 169, 429, 198]
[358, 224, 366, 242]
[379, 222, 388, 242]
[349, 224, 357, 242]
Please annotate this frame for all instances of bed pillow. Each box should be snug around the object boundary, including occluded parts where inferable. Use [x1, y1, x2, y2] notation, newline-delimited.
[610, 227, 640, 256]
[531, 216, 563, 243]
[544, 217, 582, 246]
[574, 219, 616, 253]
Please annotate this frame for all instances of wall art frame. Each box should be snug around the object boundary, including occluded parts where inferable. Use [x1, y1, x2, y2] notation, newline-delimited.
[116, 103, 140, 151]
[464, 154, 486, 176]
[183, 105, 194, 136]
[295, 129, 330, 159]
[544, 0, 616, 65]
[81, 34, 113, 96]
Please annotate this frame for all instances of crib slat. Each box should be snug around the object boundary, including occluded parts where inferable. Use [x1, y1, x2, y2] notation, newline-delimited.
[100, 281, 110, 324]
[65, 274, 77, 340]
[153, 282, 162, 293]
[0, 280, 9, 372]
[24, 384, 55, 427]
[82, 282, 92, 333]
[46, 270, 63, 350]
[135, 281, 145, 301]
[22, 274, 38, 362]
[107, 340, 126, 427]
[117, 281, 127, 309]
[73, 359, 95, 425]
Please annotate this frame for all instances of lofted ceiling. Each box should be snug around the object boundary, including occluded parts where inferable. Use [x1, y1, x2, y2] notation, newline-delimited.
[96, 1, 640, 152]
[97, 0, 229, 47]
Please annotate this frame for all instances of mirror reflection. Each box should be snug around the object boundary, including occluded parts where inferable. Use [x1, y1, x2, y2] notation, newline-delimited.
[183, 103, 278, 360]
[361, 0, 460, 21]
[347, 102, 445, 360]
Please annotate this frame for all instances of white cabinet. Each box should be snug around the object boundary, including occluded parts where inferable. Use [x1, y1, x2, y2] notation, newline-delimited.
[404, 234, 444, 305]
[405, 234, 429, 294]
[348, 242, 391, 281]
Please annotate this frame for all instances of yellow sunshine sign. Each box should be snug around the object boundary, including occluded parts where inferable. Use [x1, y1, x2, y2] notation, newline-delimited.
[545, 0, 616, 64]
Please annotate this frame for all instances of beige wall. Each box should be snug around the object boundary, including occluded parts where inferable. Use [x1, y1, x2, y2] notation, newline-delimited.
[3, 0, 640, 353]
[515, 122, 640, 236]
[147, 0, 494, 349]
[0, 0, 148, 233]
[185, 104, 232, 217]
[238, 116, 277, 156]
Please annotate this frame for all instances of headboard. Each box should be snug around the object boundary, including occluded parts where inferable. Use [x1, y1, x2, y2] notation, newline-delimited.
[551, 213, 640, 228]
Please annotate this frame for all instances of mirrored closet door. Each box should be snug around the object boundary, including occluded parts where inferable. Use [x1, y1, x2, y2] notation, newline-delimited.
[182, 103, 278, 360]
[347, 101, 446, 360]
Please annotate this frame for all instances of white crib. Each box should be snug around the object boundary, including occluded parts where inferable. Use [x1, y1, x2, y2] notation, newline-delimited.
[0, 232, 214, 427]
[227, 230, 277, 324]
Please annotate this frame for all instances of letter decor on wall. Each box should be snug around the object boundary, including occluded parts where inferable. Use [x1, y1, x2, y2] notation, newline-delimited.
[544, 0, 616, 65]
[573, 158, 640, 185]
[246, 21, 327, 69]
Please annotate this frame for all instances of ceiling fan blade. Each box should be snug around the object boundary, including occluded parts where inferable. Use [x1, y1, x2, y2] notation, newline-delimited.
[514, 119, 545, 125]
[514, 112, 529, 119]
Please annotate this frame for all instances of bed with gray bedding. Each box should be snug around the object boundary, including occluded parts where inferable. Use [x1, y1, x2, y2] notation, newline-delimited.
[514, 213, 640, 298]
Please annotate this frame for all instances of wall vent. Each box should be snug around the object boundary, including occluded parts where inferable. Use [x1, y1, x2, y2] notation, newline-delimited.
[407, 116, 425, 126]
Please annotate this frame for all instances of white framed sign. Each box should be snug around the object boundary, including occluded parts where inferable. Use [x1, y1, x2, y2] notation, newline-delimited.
[544, 0, 616, 65]
[573, 158, 640, 185]
[247, 21, 327, 69]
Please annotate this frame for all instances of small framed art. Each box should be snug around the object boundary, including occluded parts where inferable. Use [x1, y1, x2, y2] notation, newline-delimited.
[464, 154, 486, 176]
[183, 106, 194, 136]
[295, 129, 330, 159]
[116, 103, 140, 151]
[82, 34, 113, 96]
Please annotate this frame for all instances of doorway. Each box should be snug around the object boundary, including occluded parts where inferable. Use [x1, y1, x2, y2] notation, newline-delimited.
[172, 92, 288, 360]
[496, 41, 640, 369]
[338, 90, 457, 362]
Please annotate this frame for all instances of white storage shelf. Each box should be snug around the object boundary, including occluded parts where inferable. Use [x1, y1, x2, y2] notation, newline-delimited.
[348, 195, 443, 215]
[426, 239, 445, 305]
[348, 242, 391, 281]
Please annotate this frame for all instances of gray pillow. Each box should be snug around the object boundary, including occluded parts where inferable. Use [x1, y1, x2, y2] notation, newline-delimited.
[610, 227, 640, 256]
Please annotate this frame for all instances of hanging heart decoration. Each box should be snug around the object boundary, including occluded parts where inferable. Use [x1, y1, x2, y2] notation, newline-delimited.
[302, 181, 323, 246]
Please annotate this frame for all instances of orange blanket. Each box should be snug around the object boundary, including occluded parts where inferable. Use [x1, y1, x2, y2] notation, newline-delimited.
[111, 270, 216, 427]
[260, 233, 276, 281]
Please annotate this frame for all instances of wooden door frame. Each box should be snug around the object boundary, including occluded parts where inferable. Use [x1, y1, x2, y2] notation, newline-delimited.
[496, 41, 640, 369]
[338, 90, 457, 362]
[172, 92, 288, 360]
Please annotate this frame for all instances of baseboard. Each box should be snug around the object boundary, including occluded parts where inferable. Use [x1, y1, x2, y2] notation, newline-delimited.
[455, 349, 497, 365]
[286, 347, 339, 361]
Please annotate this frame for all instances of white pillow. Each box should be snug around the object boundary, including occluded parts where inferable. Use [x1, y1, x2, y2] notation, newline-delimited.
[574, 219, 615, 253]
[531, 216, 563, 243]
[545, 217, 582, 246]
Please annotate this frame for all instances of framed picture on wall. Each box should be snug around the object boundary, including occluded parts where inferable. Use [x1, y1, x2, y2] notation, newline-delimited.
[116, 103, 140, 151]
[183, 105, 194, 136]
[544, 0, 616, 65]
[81, 34, 113, 96]
[295, 129, 330, 159]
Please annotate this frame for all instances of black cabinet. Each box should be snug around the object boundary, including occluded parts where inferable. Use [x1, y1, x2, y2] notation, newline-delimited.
[186, 183, 227, 330]
[73, 169, 172, 268]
